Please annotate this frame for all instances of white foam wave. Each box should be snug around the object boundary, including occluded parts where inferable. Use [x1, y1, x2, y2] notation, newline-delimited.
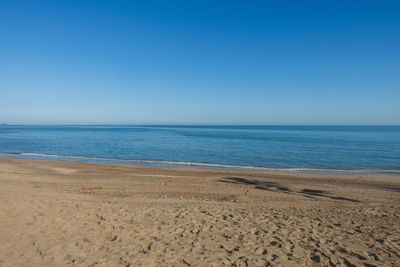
[1, 152, 399, 174]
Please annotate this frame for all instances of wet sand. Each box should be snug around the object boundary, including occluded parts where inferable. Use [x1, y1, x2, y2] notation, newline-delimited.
[0, 157, 399, 266]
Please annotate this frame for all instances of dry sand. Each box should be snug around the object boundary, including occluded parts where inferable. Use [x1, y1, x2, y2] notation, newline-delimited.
[0, 157, 399, 266]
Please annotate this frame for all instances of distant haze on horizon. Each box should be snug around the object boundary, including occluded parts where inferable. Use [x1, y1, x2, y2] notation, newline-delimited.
[1, 1, 399, 125]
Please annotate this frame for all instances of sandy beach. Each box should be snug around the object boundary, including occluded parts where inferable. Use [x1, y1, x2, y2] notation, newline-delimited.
[0, 157, 399, 266]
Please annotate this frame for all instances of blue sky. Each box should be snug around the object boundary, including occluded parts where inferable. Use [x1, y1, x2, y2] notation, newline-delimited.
[1, 1, 399, 125]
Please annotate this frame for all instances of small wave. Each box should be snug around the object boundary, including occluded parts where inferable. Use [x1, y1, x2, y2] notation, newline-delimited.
[18, 153, 272, 170]
[1, 151, 399, 174]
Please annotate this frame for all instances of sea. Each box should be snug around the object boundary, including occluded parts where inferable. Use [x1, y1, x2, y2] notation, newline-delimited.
[0, 125, 399, 174]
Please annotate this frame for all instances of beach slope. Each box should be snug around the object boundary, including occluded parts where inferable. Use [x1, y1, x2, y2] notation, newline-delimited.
[0, 157, 399, 266]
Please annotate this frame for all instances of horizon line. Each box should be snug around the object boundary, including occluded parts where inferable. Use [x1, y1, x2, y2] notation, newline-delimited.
[1, 123, 400, 127]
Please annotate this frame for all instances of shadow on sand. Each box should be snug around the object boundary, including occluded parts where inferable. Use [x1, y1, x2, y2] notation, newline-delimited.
[218, 177, 360, 203]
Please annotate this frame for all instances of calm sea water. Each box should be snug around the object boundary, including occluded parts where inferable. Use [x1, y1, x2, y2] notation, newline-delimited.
[0, 125, 399, 173]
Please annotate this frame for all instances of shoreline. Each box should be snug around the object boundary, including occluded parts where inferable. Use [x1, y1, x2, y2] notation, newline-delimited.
[0, 157, 399, 266]
[2, 152, 399, 175]
[2, 156, 400, 184]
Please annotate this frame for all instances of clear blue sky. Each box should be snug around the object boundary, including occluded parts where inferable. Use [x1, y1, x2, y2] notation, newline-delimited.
[1, 1, 399, 125]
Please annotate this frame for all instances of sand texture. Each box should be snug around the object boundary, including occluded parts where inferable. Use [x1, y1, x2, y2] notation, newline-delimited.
[0, 157, 399, 266]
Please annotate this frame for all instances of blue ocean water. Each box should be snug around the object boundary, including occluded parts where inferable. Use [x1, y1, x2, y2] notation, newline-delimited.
[0, 125, 399, 173]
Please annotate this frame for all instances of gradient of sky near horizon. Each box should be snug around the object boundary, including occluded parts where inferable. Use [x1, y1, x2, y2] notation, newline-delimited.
[1, 0, 399, 125]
